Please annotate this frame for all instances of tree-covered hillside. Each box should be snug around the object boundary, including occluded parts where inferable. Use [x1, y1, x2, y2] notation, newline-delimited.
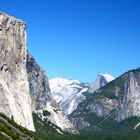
[0, 112, 140, 140]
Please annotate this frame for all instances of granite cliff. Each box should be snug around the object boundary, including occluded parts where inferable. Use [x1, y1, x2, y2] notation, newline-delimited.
[0, 12, 77, 133]
[70, 68, 140, 133]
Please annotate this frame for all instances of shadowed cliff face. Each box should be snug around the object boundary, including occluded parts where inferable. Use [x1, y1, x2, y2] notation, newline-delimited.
[26, 53, 78, 134]
[0, 13, 35, 131]
[26, 53, 53, 111]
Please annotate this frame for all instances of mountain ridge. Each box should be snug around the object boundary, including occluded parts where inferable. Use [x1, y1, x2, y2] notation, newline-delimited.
[49, 74, 114, 115]
[69, 67, 140, 133]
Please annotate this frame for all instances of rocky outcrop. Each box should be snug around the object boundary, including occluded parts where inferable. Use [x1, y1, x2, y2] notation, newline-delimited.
[70, 68, 140, 131]
[0, 13, 35, 131]
[26, 53, 55, 111]
[88, 74, 115, 93]
[0, 12, 77, 133]
[49, 75, 114, 115]
[116, 69, 140, 121]
[39, 102, 78, 134]
[49, 78, 89, 115]
[70, 97, 118, 130]
[27, 55, 77, 133]
[89, 98, 118, 117]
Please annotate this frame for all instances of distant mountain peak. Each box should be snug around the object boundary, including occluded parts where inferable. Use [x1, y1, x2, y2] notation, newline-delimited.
[49, 74, 114, 115]
[98, 74, 115, 82]
[70, 67, 140, 133]
[49, 77, 88, 115]
[88, 74, 115, 93]
[49, 77, 82, 90]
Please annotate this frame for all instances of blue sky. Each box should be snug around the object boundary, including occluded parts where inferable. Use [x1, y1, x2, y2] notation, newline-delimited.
[1, 0, 140, 82]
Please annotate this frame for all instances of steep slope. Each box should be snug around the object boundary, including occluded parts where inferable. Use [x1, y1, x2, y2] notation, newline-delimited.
[49, 75, 114, 115]
[0, 112, 41, 140]
[0, 112, 139, 140]
[70, 68, 140, 133]
[26, 53, 56, 111]
[0, 12, 77, 134]
[49, 78, 89, 115]
[0, 12, 35, 131]
[88, 74, 115, 93]
[27, 55, 77, 134]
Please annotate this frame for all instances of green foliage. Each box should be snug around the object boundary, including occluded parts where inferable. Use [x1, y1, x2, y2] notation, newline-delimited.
[43, 110, 51, 116]
[0, 133, 10, 140]
[0, 121, 21, 140]
[35, 133, 140, 140]
[11, 115, 14, 122]
[82, 114, 140, 136]
[0, 112, 41, 140]
[92, 67, 140, 100]
[33, 112, 140, 140]
[93, 76, 125, 100]
[33, 113, 64, 140]
[0, 112, 140, 140]
[78, 112, 104, 127]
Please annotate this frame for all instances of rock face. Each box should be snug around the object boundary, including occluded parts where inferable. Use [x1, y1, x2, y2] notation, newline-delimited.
[0, 12, 77, 133]
[88, 74, 115, 93]
[116, 69, 140, 121]
[26, 53, 54, 111]
[41, 102, 78, 134]
[0, 13, 35, 131]
[49, 75, 114, 115]
[70, 68, 140, 131]
[49, 78, 89, 115]
[27, 55, 77, 133]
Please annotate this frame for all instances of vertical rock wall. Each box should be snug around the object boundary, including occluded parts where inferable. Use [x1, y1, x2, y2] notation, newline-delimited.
[0, 13, 35, 131]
